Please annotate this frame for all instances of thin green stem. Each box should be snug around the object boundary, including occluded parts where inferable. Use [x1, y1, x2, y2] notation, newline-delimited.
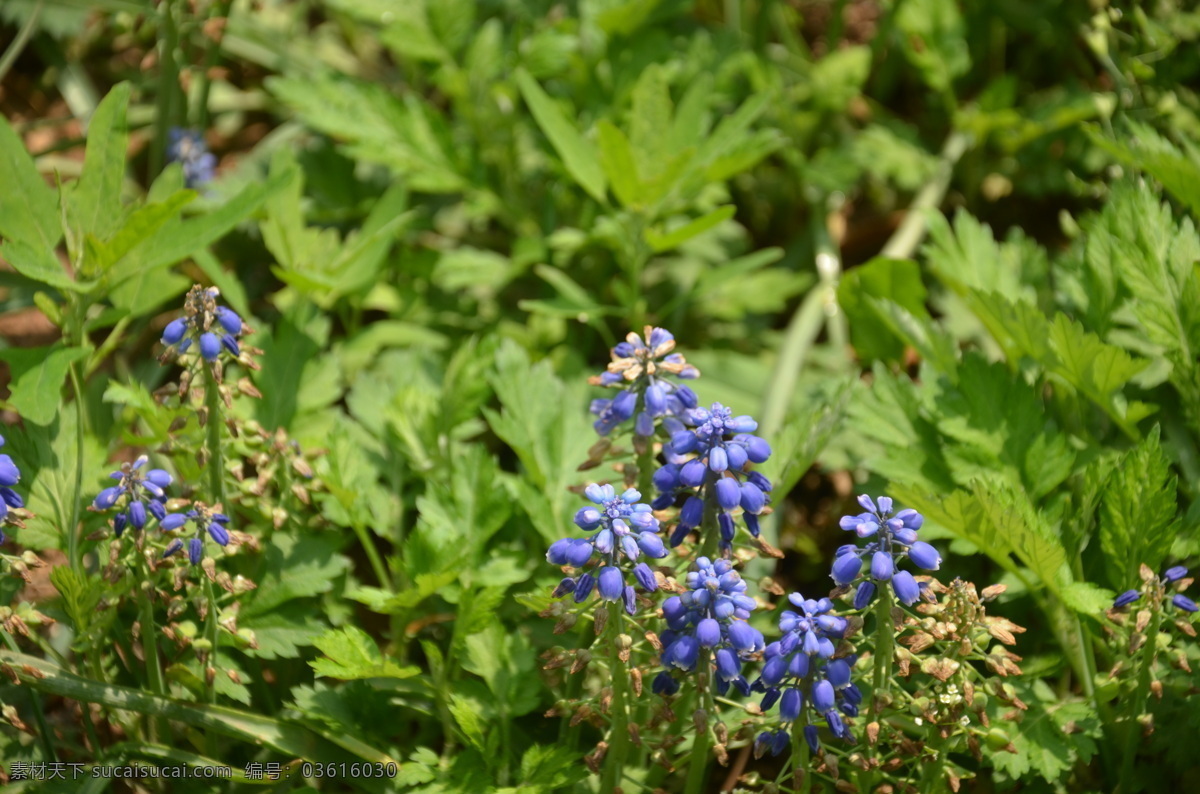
[67, 362, 87, 571]
[636, 442, 655, 502]
[870, 585, 894, 719]
[0, 629, 57, 761]
[194, 0, 233, 130]
[790, 714, 811, 792]
[151, 0, 181, 178]
[683, 650, 712, 794]
[600, 602, 632, 794]
[879, 130, 971, 261]
[203, 367, 224, 505]
[0, 0, 42, 84]
[352, 523, 395, 591]
[1118, 603, 1162, 792]
[135, 547, 168, 742]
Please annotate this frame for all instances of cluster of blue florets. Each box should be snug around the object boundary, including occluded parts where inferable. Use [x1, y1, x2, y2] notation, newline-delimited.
[92, 456, 174, 537]
[0, 436, 24, 544]
[160, 285, 245, 363]
[546, 484, 668, 615]
[753, 594, 859, 756]
[832, 495, 940, 607]
[588, 327, 700, 438]
[1113, 566, 1198, 613]
[652, 557, 764, 697]
[161, 505, 232, 566]
[652, 403, 773, 553]
[168, 128, 217, 189]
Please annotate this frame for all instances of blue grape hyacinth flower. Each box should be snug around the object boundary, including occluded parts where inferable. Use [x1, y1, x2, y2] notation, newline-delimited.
[832, 495, 940, 607]
[652, 557, 764, 697]
[0, 435, 24, 544]
[653, 403, 772, 553]
[92, 456, 173, 537]
[588, 327, 700, 438]
[752, 593, 858, 755]
[167, 128, 217, 189]
[1111, 565, 1199, 613]
[546, 484, 669, 615]
[160, 284, 247, 364]
[161, 503, 231, 566]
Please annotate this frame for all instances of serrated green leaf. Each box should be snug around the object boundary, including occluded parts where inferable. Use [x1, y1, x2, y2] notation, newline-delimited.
[311, 626, 420, 680]
[894, 0, 970, 92]
[838, 257, 930, 365]
[449, 694, 487, 751]
[515, 69, 607, 204]
[1098, 426, 1179, 589]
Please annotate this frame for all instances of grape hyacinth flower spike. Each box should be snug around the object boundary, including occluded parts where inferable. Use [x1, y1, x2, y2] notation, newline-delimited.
[160, 284, 258, 374]
[161, 503, 231, 566]
[653, 403, 773, 553]
[588, 326, 700, 438]
[753, 593, 858, 756]
[652, 557, 764, 697]
[92, 456, 173, 537]
[0, 435, 24, 544]
[167, 128, 217, 189]
[832, 495, 940, 607]
[546, 484, 669, 614]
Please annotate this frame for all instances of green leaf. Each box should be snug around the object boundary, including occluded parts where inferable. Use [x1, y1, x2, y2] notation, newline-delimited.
[596, 120, 642, 208]
[0, 650, 397, 765]
[0, 237, 88, 292]
[1084, 122, 1200, 218]
[1098, 426, 1179, 590]
[71, 82, 131, 240]
[989, 682, 1099, 783]
[894, 0, 970, 92]
[449, 694, 487, 751]
[629, 64, 671, 180]
[0, 344, 89, 425]
[244, 532, 351, 617]
[310, 626, 420, 680]
[49, 566, 103, 634]
[84, 189, 196, 275]
[838, 257, 930, 365]
[515, 68, 607, 204]
[0, 113, 60, 251]
[645, 205, 735, 252]
[1046, 312, 1149, 431]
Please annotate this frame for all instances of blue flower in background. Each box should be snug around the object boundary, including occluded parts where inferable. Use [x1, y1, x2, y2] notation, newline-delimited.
[167, 128, 217, 189]
[1111, 565, 1198, 613]
[546, 484, 668, 614]
[652, 557, 764, 697]
[653, 403, 772, 553]
[160, 284, 247, 364]
[832, 495, 940, 606]
[0, 435, 24, 544]
[588, 327, 700, 438]
[92, 455, 173, 537]
[752, 593, 858, 755]
[161, 504, 231, 566]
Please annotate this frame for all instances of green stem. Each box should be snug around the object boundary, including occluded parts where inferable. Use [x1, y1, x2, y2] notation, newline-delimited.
[636, 443, 655, 502]
[135, 548, 168, 742]
[1118, 604, 1162, 792]
[600, 602, 631, 794]
[151, 0, 181, 178]
[67, 362, 87, 571]
[193, 0, 233, 130]
[790, 714, 811, 792]
[352, 523, 394, 591]
[203, 367, 224, 505]
[879, 130, 971, 261]
[0, 0, 41, 84]
[0, 629, 57, 761]
[683, 650, 712, 794]
[870, 585, 894, 719]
